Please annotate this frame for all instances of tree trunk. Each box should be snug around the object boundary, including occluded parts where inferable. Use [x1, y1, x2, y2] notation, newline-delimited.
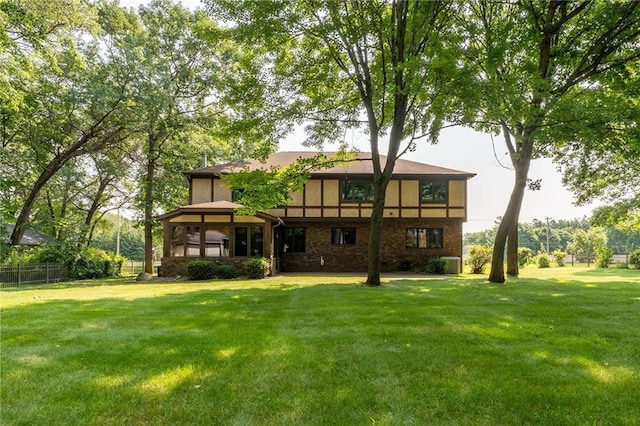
[488, 139, 533, 283]
[10, 155, 72, 245]
[506, 220, 519, 276]
[144, 135, 157, 274]
[83, 176, 111, 246]
[365, 177, 390, 286]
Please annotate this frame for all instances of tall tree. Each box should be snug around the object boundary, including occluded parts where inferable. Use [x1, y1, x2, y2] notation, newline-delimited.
[206, 0, 465, 285]
[2, 0, 134, 245]
[112, 0, 244, 274]
[460, 1, 640, 282]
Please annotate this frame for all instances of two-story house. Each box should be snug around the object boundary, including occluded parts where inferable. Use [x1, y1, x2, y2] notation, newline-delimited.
[158, 152, 474, 276]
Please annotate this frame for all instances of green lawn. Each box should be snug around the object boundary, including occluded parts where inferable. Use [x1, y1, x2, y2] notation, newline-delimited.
[1, 267, 639, 425]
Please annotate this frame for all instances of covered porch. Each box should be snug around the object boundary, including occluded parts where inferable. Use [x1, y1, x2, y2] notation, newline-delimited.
[157, 201, 282, 277]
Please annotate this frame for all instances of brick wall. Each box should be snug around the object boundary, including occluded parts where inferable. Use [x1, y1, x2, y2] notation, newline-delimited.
[281, 219, 463, 272]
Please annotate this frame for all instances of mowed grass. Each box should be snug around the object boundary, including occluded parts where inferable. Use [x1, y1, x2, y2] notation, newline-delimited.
[1, 267, 639, 425]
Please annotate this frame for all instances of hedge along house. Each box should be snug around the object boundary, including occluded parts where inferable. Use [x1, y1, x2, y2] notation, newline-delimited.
[158, 152, 475, 276]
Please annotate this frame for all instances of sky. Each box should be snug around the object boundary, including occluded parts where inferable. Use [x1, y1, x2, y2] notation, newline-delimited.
[121, 0, 602, 233]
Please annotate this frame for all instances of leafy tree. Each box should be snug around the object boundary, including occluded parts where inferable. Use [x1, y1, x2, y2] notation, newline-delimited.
[460, 1, 640, 282]
[466, 245, 492, 274]
[206, 0, 466, 285]
[568, 227, 608, 267]
[2, 0, 134, 245]
[102, 0, 244, 273]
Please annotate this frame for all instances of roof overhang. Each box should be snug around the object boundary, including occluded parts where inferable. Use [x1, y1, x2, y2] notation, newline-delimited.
[156, 201, 281, 224]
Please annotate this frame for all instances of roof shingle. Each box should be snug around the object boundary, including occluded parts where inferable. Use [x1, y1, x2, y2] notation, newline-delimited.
[187, 151, 474, 178]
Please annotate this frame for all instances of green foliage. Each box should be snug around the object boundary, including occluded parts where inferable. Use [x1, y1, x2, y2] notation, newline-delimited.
[426, 258, 448, 275]
[552, 250, 566, 267]
[244, 257, 270, 279]
[518, 247, 533, 267]
[216, 264, 238, 279]
[595, 247, 614, 269]
[186, 260, 217, 280]
[223, 152, 352, 214]
[569, 227, 608, 266]
[466, 245, 492, 274]
[9, 243, 125, 279]
[536, 253, 551, 269]
[629, 249, 640, 269]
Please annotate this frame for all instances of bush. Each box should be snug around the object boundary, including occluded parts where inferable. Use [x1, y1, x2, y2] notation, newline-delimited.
[518, 247, 533, 267]
[244, 257, 270, 279]
[426, 257, 448, 274]
[629, 249, 640, 269]
[186, 260, 217, 280]
[595, 247, 613, 268]
[466, 245, 492, 274]
[216, 264, 238, 279]
[537, 253, 551, 268]
[552, 250, 566, 267]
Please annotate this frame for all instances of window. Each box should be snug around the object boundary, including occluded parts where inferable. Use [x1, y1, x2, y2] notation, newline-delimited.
[341, 180, 374, 202]
[406, 228, 443, 249]
[171, 226, 185, 256]
[421, 181, 447, 203]
[186, 226, 201, 256]
[332, 227, 356, 245]
[283, 227, 305, 253]
[250, 226, 264, 257]
[234, 226, 264, 257]
[205, 226, 230, 257]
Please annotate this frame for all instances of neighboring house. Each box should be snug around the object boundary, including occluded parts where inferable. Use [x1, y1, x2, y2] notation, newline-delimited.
[158, 152, 475, 276]
[2, 224, 51, 247]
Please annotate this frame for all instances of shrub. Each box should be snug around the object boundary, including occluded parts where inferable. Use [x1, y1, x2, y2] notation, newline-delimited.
[537, 253, 551, 268]
[552, 250, 566, 267]
[2, 243, 124, 279]
[426, 257, 448, 274]
[186, 260, 217, 280]
[629, 249, 640, 269]
[595, 247, 613, 268]
[216, 264, 239, 279]
[466, 245, 492, 274]
[244, 257, 270, 279]
[518, 247, 533, 267]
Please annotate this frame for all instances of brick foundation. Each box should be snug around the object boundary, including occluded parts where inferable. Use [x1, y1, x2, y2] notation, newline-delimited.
[159, 256, 272, 277]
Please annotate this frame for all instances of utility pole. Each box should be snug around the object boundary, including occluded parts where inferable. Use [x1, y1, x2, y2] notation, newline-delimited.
[546, 217, 551, 253]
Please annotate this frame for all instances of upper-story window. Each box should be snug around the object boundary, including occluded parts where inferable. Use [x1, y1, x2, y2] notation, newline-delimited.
[341, 179, 374, 202]
[421, 180, 447, 203]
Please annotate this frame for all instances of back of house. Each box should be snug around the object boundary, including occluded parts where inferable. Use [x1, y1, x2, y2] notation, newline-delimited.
[158, 152, 474, 276]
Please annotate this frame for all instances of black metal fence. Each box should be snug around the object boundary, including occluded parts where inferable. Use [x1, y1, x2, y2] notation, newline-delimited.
[0, 263, 68, 288]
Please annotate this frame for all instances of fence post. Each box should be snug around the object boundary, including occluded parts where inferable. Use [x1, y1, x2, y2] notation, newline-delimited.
[17, 263, 21, 287]
[46, 262, 50, 283]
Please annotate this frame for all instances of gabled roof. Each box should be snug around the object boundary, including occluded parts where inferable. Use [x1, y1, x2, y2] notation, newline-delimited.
[187, 151, 475, 179]
[156, 201, 280, 223]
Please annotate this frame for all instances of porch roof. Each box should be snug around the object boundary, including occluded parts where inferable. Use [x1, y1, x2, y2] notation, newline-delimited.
[156, 201, 281, 223]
